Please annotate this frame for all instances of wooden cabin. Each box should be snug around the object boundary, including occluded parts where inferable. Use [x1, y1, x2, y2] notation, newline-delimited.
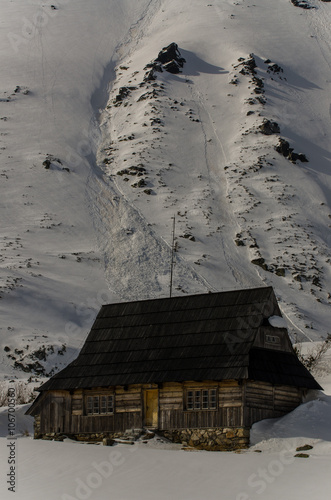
[26, 286, 321, 450]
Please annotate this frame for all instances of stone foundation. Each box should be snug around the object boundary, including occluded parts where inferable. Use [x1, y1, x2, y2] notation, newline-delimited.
[39, 428, 142, 443]
[160, 427, 250, 451]
[38, 427, 250, 451]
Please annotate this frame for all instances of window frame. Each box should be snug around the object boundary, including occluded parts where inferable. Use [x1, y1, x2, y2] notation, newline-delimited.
[185, 388, 218, 411]
[265, 334, 280, 345]
[86, 394, 114, 416]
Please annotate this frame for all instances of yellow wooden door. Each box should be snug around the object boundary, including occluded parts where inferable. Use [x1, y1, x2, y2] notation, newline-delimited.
[144, 390, 158, 428]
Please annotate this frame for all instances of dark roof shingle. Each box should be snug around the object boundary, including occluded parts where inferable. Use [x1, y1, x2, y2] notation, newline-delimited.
[38, 287, 321, 391]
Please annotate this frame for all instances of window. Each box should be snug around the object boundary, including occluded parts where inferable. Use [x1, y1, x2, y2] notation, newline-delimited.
[186, 388, 217, 411]
[86, 395, 114, 415]
[266, 334, 280, 345]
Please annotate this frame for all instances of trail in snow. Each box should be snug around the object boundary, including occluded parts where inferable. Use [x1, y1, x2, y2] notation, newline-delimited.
[189, 84, 263, 289]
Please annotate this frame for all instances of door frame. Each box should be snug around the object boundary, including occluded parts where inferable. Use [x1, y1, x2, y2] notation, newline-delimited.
[143, 389, 159, 428]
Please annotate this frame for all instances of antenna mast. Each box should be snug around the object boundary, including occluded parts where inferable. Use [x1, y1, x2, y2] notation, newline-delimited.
[169, 215, 176, 298]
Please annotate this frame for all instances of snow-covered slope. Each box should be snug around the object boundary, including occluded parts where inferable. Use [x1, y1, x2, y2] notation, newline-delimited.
[0, 0, 330, 379]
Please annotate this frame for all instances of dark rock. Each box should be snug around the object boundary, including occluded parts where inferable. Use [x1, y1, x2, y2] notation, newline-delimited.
[137, 89, 160, 101]
[275, 138, 292, 157]
[259, 119, 280, 135]
[143, 62, 163, 82]
[150, 117, 163, 126]
[131, 164, 146, 173]
[297, 153, 308, 162]
[312, 275, 321, 287]
[276, 139, 308, 163]
[118, 165, 146, 177]
[144, 62, 163, 72]
[251, 258, 268, 270]
[162, 60, 182, 74]
[143, 69, 157, 82]
[117, 168, 129, 176]
[252, 76, 264, 89]
[181, 233, 195, 241]
[114, 86, 137, 103]
[238, 54, 257, 75]
[294, 453, 310, 458]
[43, 159, 51, 169]
[296, 444, 313, 451]
[132, 178, 147, 188]
[267, 63, 283, 74]
[288, 151, 309, 163]
[256, 96, 266, 105]
[291, 0, 313, 8]
[156, 42, 186, 67]
[142, 43, 186, 77]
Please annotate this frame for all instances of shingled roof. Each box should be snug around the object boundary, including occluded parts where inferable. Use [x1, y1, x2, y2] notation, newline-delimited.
[38, 286, 321, 392]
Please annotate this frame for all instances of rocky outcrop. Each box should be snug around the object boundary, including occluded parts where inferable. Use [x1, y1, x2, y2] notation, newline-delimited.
[155, 42, 186, 71]
[259, 119, 280, 135]
[113, 86, 137, 106]
[144, 43, 186, 81]
[275, 138, 292, 157]
[237, 54, 257, 75]
[275, 138, 308, 163]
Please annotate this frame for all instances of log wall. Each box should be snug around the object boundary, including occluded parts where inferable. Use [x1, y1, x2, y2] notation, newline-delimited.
[158, 381, 244, 430]
[244, 380, 302, 426]
[36, 379, 303, 437]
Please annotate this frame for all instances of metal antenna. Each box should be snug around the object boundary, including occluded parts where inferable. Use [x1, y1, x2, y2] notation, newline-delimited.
[169, 215, 176, 298]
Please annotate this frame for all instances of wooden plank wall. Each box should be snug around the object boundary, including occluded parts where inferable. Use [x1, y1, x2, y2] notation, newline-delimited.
[39, 382, 246, 434]
[40, 388, 143, 435]
[244, 381, 302, 426]
[158, 381, 244, 430]
[38, 380, 302, 434]
[115, 386, 141, 413]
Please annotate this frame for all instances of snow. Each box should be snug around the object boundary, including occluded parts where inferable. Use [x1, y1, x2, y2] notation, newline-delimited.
[0, 0, 331, 497]
[268, 316, 288, 329]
